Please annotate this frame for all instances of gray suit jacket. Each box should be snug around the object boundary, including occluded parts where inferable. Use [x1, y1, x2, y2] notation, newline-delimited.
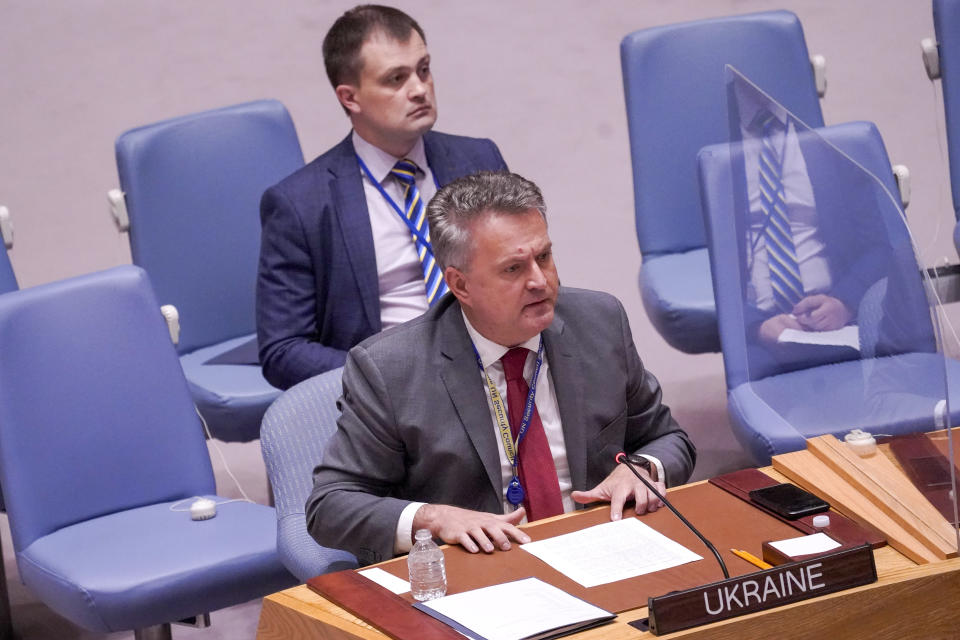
[306, 287, 696, 565]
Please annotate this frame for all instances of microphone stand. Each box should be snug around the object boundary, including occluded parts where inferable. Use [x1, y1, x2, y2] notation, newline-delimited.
[616, 452, 729, 579]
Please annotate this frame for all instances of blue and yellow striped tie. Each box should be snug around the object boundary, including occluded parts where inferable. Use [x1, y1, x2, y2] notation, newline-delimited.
[390, 159, 448, 305]
[758, 114, 803, 313]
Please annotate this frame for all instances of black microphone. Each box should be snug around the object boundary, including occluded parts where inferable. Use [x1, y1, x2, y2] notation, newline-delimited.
[615, 452, 729, 579]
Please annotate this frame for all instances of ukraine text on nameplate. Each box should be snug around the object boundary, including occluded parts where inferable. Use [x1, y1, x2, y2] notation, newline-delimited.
[646, 544, 877, 635]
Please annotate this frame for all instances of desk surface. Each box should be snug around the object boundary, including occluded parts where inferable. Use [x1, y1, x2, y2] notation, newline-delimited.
[256, 469, 960, 640]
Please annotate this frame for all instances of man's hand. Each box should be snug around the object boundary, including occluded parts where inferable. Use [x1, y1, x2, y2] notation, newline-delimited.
[792, 295, 852, 332]
[411, 504, 531, 553]
[758, 313, 803, 345]
[570, 464, 665, 522]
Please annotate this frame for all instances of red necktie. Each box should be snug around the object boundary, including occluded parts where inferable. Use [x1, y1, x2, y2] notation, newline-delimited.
[500, 347, 564, 521]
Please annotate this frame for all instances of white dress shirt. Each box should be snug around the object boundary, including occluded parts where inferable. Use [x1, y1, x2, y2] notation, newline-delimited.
[738, 104, 832, 312]
[352, 131, 434, 328]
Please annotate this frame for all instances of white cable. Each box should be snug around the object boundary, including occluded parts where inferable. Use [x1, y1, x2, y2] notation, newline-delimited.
[195, 406, 253, 503]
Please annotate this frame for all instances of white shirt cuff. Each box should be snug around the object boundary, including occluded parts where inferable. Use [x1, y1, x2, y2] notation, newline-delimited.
[637, 454, 665, 486]
[395, 501, 426, 554]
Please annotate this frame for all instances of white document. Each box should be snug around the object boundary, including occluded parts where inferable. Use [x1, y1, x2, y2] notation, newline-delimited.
[519, 518, 702, 588]
[416, 577, 613, 640]
[357, 567, 410, 594]
[769, 532, 840, 557]
[778, 325, 860, 351]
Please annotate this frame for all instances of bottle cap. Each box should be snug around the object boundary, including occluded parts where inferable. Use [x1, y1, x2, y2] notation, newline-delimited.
[414, 529, 432, 541]
[812, 514, 830, 528]
[844, 429, 877, 456]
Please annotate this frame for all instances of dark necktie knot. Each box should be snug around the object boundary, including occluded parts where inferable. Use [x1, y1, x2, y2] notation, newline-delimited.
[501, 348, 529, 383]
[391, 159, 419, 185]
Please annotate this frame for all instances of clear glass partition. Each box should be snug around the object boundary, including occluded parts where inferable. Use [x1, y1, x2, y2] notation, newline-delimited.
[710, 67, 960, 557]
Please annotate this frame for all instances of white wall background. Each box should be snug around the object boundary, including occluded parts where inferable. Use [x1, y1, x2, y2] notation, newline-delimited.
[1, 0, 953, 468]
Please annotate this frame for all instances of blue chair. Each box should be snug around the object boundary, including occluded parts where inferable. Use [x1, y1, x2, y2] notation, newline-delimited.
[0, 210, 14, 639]
[621, 10, 824, 353]
[260, 368, 358, 581]
[698, 120, 960, 464]
[925, 0, 960, 253]
[112, 100, 305, 442]
[0, 266, 296, 637]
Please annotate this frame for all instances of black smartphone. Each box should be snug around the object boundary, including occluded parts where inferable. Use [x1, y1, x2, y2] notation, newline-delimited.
[748, 483, 830, 520]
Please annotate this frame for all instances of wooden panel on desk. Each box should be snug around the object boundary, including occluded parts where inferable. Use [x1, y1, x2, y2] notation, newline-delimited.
[772, 449, 942, 564]
[806, 435, 956, 559]
[373, 482, 803, 614]
[709, 468, 885, 548]
[888, 432, 960, 523]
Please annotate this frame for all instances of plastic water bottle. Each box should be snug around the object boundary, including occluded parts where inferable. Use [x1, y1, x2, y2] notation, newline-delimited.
[407, 529, 447, 601]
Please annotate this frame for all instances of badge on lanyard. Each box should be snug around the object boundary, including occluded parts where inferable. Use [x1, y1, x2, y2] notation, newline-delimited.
[472, 338, 545, 508]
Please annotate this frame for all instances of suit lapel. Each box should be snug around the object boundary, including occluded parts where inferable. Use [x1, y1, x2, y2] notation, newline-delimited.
[436, 304, 502, 500]
[424, 132, 460, 187]
[329, 135, 381, 332]
[542, 309, 588, 492]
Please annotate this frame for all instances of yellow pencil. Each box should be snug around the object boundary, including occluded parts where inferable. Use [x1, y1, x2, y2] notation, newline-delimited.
[730, 548, 773, 570]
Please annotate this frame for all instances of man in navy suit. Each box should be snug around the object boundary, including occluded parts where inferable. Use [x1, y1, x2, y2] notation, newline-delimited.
[257, 5, 507, 390]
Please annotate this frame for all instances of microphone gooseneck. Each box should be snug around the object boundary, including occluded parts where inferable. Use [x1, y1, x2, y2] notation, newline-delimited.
[615, 452, 730, 579]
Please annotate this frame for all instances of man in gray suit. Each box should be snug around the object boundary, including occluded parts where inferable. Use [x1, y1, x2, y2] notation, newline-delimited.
[307, 172, 696, 565]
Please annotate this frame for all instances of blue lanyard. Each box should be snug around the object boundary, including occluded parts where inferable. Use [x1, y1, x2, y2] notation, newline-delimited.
[471, 338, 545, 468]
[355, 153, 438, 248]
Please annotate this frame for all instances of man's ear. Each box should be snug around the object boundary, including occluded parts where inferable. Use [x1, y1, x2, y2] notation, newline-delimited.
[335, 84, 361, 114]
[445, 266, 469, 304]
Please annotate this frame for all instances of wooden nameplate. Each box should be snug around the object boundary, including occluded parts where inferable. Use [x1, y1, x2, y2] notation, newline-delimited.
[645, 544, 876, 636]
[773, 449, 942, 564]
[806, 435, 957, 559]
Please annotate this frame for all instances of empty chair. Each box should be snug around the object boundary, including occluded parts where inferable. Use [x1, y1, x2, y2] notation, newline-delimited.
[621, 10, 825, 353]
[260, 368, 358, 581]
[111, 99, 305, 441]
[924, 0, 960, 253]
[699, 110, 960, 464]
[0, 265, 296, 637]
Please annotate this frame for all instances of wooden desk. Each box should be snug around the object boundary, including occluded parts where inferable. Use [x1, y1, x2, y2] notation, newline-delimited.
[257, 470, 960, 640]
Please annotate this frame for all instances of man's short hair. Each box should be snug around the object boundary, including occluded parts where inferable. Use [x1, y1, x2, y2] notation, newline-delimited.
[426, 171, 548, 272]
[323, 5, 426, 88]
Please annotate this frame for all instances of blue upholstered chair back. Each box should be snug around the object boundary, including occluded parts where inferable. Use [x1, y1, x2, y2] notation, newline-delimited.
[115, 99, 304, 354]
[934, 0, 960, 222]
[0, 266, 216, 553]
[0, 244, 16, 294]
[698, 121, 934, 390]
[621, 10, 824, 258]
[260, 368, 358, 580]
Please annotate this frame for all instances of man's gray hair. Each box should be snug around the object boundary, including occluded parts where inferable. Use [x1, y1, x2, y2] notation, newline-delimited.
[426, 171, 547, 272]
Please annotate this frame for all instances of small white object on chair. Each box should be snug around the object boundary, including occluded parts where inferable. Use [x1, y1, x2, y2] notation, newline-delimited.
[190, 498, 217, 521]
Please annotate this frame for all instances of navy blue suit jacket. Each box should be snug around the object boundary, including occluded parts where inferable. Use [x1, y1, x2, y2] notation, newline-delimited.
[257, 131, 507, 390]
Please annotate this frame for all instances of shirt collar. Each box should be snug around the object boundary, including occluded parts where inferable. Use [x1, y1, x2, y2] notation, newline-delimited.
[352, 130, 428, 183]
[461, 310, 542, 370]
